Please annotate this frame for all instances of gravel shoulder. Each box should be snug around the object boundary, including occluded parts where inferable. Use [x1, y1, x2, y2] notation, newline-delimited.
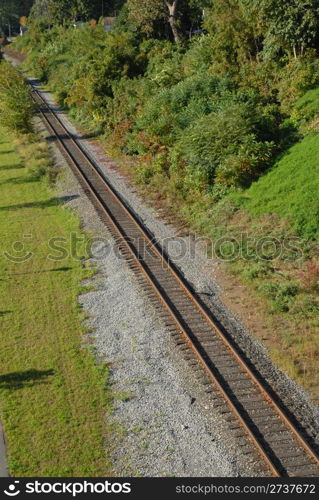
[20, 69, 319, 476]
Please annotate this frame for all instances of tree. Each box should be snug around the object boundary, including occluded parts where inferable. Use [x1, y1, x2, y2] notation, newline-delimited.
[28, 0, 124, 26]
[165, 1, 180, 42]
[0, 0, 34, 34]
[29, 0, 90, 25]
[203, 0, 264, 71]
[255, 0, 319, 58]
[127, 0, 181, 42]
[20, 15, 28, 26]
[29, 0, 61, 26]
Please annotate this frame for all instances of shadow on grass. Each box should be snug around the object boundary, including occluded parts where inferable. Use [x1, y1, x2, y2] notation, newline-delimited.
[0, 176, 40, 186]
[49, 266, 72, 272]
[0, 311, 11, 317]
[0, 198, 59, 211]
[0, 195, 79, 211]
[0, 164, 24, 171]
[10, 267, 73, 276]
[0, 369, 55, 390]
[76, 131, 101, 140]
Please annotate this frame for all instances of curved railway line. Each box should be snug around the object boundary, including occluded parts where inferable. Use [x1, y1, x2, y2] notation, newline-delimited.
[30, 82, 319, 477]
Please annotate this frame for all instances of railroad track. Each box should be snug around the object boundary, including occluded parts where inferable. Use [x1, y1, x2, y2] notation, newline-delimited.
[31, 83, 319, 477]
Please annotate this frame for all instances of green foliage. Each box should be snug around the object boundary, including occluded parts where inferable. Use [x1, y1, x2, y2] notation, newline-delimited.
[0, 0, 34, 35]
[255, 0, 319, 58]
[257, 280, 300, 312]
[182, 34, 215, 76]
[131, 73, 231, 149]
[16, 1, 319, 244]
[0, 61, 34, 133]
[64, 29, 140, 121]
[203, 0, 264, 72]
[170, 102, 274, 191]
[143, 39, 184, 86]
[277, 51, 319, 113]
[126, 0, 205, 41]
[242, 262, 272, 281]
[126, 0, 166, 38]
[29, 0, 123, 27]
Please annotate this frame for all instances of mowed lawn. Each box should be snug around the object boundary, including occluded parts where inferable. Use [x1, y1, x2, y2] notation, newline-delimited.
[0, 129, 111, 477]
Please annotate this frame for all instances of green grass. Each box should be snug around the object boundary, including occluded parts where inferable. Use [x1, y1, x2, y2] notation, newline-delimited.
[237, 132, 319, 240]
[0, 128, 112, 477]
[291, 87, 319, 128]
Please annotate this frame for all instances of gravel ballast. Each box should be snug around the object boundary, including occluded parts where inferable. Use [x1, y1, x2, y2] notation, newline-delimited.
[21, 72, 319, 476]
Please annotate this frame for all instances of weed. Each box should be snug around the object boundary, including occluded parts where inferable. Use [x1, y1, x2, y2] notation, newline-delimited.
[257, 281, 300, 312]
[115, 391, 132, 402]
[298, 258, 319, 292]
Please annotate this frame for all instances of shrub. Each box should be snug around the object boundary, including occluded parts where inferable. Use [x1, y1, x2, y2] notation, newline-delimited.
[289, 294, 319, 314]
[242, 262, 272, 281]
[182, 35, 215, 76]
[106, 77, 156, 148]
[258, 280, 300, 312]
[215, 138, 274, 188]
[142, 39, 184, 87]
[277, 51, 319, 114]
[170, 102, 274, 192]
[0, 61, 34, 134]
[132, 73, 232, 150]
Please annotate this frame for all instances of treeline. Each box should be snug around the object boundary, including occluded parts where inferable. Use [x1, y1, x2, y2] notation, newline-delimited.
[15, 0, 319, 230]
[0, 1, 125, 35]
[0, 1, 34, 34]
[28, 0, 126, 27]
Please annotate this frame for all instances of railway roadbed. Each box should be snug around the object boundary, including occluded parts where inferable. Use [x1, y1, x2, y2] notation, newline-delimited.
[22, 69, 319, 477]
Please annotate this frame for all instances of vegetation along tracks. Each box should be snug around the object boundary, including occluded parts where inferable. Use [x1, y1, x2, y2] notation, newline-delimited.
[30, 82, 319, 477]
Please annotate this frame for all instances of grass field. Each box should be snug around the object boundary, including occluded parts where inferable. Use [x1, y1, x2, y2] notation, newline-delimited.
[0, 128, 112, 476]
[240, 132, 319, 241]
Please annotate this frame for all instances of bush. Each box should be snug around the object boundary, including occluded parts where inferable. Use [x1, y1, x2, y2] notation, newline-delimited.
[181, 35, 215, 76]
[242, 262, 272, 281]
[277, 51, 319, 114]
[215, 138, 274, 188]
[131, 73, 232, 150]
[106, 77, 156, 148]
[142, 39, 184, 87]
[258, 281, 300, 312]
[15, 13, 319, 255]
[0, 61, 34, 134]
[170, 103, 274, 192]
